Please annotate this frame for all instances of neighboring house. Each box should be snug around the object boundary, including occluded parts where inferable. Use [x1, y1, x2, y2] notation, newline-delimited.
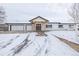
[0, 16, 79, 32]
[0, 24, 8, 31]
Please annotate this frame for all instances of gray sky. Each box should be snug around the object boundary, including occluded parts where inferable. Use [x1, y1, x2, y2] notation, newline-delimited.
[0, 3, 73, 23]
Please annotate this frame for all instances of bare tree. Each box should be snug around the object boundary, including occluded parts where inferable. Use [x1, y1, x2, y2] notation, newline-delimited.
[68, 3, 79, 23]
[68, 3, 79, 36]
[0, 6, 6, 24]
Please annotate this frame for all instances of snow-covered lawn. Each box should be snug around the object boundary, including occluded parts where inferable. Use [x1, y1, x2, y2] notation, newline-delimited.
[0, 33, 30, 55]
[0, 34, 19, 49]
[47, 31, 79, 44]
[0, 31, 79, 56]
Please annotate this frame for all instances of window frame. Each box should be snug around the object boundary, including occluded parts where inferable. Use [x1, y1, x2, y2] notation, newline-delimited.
[46, 24, 52, 28]
[58, 24, 63, 28]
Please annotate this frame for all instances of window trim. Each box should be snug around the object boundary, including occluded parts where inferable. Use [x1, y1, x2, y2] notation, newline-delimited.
[58, 24, 63, 28]
[46, 24, 52, 28]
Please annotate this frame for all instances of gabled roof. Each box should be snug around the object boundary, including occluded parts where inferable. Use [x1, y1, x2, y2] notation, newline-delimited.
[29, 16, 49, 22]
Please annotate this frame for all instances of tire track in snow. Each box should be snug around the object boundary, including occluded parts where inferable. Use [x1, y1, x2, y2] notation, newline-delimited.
[9, 33, 30, 56]
[0, 34, 19, 49]
[23, 33, 37, 49]
[34, 34, 50, 56]
[41, 34, 54, 56]
[34, 38, 48, 56]
[14, 32, 40, 56]
[8, 32, 79, 56]
[1, 35, 20, 49]
[0, 33, 30, 56]
[15, 32, 47, 56]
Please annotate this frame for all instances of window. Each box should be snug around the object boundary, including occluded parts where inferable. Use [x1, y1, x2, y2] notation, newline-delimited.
[78, 25, 79, 27]
[78, 28, 79, 31]
[46, 25, 52, 28]
[69, 24, 74, 28]
[58, 25, 63, 28]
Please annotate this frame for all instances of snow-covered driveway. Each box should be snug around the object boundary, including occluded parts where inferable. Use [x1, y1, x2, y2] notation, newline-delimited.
[0, 31, 79, 56]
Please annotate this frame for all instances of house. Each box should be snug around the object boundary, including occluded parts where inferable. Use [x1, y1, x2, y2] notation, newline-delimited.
[0, 16, 79, 32]
[0, 23, 8, 31]
[6, 16, 49, 32]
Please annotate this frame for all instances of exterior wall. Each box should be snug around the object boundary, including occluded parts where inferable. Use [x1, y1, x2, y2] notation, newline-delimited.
[46, 24, 75, 31]
[25, 24, 27, 32]
[52, 24, 59, 30]
[32, 23, 36, 31]
[63, 25, 69, 30]
[0, 27, 8, 31]
[8, 23, 75, 32]
[75, 24, 79, 35]
[0, 24, 8, 31]
[7, 24, 32, 32]
[8, 25, 11, 31]
[27, 25, 32, 31]
[8, 25, 10, 31]
[63, 24, 75, 31]
[11, 25, 25, 31]
[0, 16, 77, 32]
[31, 17, 48, 31]
[75, 24, 79, 31]
[41, 23, 48, 31]
[46, 24, 58, 31]
[46, 24, 52, 30]
[56, 24, 71, 31]
[0, 22, 77, 32]
[32, 22, 47, 31]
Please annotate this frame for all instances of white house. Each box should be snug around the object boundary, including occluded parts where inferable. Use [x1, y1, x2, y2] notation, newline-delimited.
[0, 16, 79, 32]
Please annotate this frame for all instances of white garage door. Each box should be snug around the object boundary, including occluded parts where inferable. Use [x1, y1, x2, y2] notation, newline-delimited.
[27, 25, 32, 31]
[11, 25, 24, 31]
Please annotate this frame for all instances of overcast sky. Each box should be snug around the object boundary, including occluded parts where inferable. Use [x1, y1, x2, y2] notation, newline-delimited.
[0, 3, 73, 23]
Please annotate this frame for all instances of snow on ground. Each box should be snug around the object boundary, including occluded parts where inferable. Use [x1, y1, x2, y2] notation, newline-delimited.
[0, 31, 79, 56]
[15, 32, 48, 56]
[0, 34, 19, 49]
[48, 31, 79, 44]
[45, 33, 79, 56]
[0, 33, 29, 56]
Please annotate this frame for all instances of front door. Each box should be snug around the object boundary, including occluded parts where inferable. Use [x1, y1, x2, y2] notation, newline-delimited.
[36, 24, 41, 31]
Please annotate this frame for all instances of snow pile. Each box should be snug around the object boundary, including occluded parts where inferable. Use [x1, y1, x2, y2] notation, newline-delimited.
[0, 31, 79, 56]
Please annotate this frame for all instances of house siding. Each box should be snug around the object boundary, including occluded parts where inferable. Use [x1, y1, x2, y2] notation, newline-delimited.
[0, 16, 79, 32]
[11, 25, 24, 31]
[0, 23, 78, 32]
[27, 25, 32, 31]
